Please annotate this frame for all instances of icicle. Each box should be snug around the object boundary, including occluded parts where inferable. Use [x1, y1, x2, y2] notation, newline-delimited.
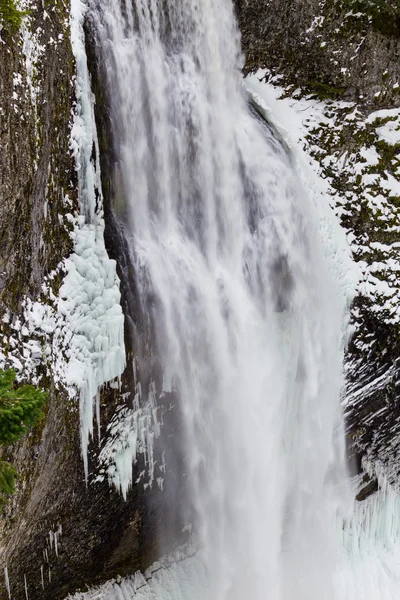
[4, 567, 11, 600]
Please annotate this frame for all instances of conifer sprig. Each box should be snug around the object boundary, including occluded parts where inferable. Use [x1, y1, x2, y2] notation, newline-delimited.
[0, 369, 47, 506]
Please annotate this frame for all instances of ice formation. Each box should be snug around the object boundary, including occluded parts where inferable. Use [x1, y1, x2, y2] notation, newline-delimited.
[69, 553, 207, 600]
[97, 368, 161, 496]
[67, 0, 126, 476]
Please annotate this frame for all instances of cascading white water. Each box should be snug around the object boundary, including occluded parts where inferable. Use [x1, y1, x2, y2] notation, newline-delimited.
[87, 0, 352, 598]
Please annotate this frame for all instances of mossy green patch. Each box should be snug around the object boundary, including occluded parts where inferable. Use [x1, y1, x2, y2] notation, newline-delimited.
[0, 0, 29, 33]
[306, 80, 346, 100]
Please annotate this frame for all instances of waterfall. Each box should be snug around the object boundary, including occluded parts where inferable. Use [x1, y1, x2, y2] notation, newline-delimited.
[84, 0, 353, 598]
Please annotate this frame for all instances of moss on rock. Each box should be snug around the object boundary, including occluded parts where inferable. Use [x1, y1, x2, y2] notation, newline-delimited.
[0, 0, 29, 33]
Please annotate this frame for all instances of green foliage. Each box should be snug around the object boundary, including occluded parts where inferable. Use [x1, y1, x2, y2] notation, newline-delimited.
[306, 80, 345, 100]
[0, 369, 47, 445]
[0, 0, 30, 33]
[0, 369, 47, 505]
[0, 461, 17, 506]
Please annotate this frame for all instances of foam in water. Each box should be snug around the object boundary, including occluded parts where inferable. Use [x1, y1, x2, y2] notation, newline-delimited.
[83, 0, 354, 598]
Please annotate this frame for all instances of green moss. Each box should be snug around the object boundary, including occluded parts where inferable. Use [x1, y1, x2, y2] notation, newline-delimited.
[375, 139, 400, 170]
[0, 0, 29, 33]
[0, 369, 47, 442]
[305, 80, 346, 100]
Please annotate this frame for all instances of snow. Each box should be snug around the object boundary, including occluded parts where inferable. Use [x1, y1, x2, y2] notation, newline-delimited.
[376, 121, 400, 146]
[365, 108, 400, 145]
[306, 15, 325, 34]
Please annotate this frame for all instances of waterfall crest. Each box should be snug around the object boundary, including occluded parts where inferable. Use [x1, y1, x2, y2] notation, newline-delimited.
[86, 0, 352, 597]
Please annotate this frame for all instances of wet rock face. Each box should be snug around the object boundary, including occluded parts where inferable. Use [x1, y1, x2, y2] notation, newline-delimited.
[0, 29, 32, 299]
[0, 3, 84, 598]
[0, 6, 77, 314]
[235, 0, 317, 74]
[234, 0, 400, 108]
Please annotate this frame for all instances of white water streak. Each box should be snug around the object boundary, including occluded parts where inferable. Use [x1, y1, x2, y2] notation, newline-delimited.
[86, 0, 354, 597]
[81, 0, 357, 598]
